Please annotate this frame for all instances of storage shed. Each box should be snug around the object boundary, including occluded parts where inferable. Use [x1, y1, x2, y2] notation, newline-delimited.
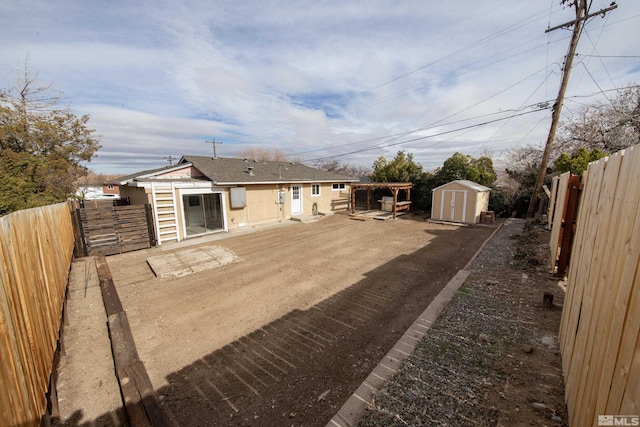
[431, 180, 491, 224]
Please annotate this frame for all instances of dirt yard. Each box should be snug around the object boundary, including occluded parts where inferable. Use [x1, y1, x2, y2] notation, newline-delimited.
[93, 212, 494, 426]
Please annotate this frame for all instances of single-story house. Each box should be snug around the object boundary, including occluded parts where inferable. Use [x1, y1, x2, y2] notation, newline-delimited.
[109, 156, 359, 244]
[431, 180, 491, 224]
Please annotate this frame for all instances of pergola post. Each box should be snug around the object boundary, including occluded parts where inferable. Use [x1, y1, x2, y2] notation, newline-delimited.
[392, 188, 399, 218]
[351, 187, 356, 213]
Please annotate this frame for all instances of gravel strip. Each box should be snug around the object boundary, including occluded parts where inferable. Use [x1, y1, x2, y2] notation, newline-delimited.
[357, 218, 566, 426]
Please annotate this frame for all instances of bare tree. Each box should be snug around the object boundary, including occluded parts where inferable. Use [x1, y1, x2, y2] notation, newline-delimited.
[237, 147, 291, 162]
[555, 84, 640, 155]
[312, 159, 371, 178]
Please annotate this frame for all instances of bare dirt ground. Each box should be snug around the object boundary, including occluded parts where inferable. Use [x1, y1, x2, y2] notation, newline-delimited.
[55, 259, 128, 426]
[94, 212, 495, 426]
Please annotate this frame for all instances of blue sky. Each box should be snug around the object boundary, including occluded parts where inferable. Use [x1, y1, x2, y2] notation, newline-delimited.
[2, 1, 639, 175]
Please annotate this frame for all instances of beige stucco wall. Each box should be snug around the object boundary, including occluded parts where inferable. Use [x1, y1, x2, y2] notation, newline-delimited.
[120, 181, 352, 240]
[223, 183, 351, 230]
[119, 186, 152, 205]
[299, 183, 349, 215]
[225, 184, 285, 229]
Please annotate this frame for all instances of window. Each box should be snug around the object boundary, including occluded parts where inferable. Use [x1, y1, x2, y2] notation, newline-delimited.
[106, 184, 114, 190]
[332, 183, 346, 191]
[311, 184, 320, 196]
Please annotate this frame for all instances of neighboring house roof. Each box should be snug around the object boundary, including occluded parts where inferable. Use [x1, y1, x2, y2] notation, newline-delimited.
[178, 156, 358, 185]
[107, 165, 180, 185]
[432, 179, 492, 193]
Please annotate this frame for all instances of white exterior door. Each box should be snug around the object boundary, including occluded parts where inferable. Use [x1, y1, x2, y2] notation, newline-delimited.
[291, 185, 302, 214]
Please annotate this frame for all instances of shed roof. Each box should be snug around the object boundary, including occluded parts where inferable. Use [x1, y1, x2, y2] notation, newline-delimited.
[432, 180, 491, 193]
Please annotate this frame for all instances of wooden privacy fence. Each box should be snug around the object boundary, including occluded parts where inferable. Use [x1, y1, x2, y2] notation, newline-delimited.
[557, 145, 640, 426]
[0, 203, 75, 427]
[74, 203, 155, 256]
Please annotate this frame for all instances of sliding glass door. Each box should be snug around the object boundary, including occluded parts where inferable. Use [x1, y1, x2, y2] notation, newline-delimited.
[183, 193, 223, 237]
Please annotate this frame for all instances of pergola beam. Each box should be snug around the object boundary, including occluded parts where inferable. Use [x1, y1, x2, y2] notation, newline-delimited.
[350, 182, 413, 218]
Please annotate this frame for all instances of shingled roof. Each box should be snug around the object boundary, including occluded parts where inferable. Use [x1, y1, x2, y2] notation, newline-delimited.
[106, 165, 179, 185]
[179, 155, 358, 185]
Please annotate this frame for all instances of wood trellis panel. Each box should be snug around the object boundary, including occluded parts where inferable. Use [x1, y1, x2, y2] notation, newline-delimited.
[558, 145, 640, 426]
[78, 204, 155, 256]
[0, 203, 75, 427]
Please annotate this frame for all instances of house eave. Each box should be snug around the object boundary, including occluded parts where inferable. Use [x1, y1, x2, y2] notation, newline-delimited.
[128, 180, 214, 189]
[214, 179, 358, 186]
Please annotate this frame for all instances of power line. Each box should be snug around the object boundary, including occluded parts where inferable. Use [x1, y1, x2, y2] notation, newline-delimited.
[286, 61, 560, 159]
[293, 84, 636, 164]
[577, 54, 640, 58]
[301, 107, 549, 163]
[242, 5, 567, 139]
[528, 0, 617, 216]
[474, 67, 557, 155]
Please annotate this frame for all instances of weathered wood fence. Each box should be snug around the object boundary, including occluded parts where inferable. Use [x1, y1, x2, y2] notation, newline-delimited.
[0, 203, 75, 427]
[549, 172, 582, 276]
[74, 203, 155, 256]
[554, 145, 640, 426]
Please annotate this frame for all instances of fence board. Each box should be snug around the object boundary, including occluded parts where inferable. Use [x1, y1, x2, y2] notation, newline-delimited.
[0, 203, 75, 426]
[548, 175, 559, 228]
[586, 147, 640, 421]
[558, 145, 640, 426]
[570, 151, 624, 426]
[78, 204, 153, 256]
[559, 159, 604, 373]
[549, 172, 570, 270]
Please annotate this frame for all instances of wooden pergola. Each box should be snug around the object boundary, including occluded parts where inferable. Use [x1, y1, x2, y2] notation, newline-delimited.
[350, 182, 413, 218]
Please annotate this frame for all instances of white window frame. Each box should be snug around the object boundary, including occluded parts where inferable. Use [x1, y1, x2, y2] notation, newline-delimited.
[106, 184, 114, 190]
[332, 183, 346, 191]
[178, 187, 228, 235]
[311, 184, 321, 197]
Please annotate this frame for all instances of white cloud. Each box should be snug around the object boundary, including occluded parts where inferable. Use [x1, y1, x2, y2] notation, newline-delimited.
[1, 0, 639, 175]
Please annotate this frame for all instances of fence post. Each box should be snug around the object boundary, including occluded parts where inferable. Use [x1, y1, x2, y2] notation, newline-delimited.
[145, 204, 157, 247]
[75, 209, 88, 257]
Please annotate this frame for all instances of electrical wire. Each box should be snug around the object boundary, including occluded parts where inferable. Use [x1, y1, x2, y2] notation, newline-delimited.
[474, 68, 557, 155]
[286, 61, 560, 158]
[242, 5, 567, 138]
[299, 84, 638, 164]
[301, 107, 549, 163]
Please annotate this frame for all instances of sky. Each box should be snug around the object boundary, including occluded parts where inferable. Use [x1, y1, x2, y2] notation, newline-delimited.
[1, 1, 639, 175]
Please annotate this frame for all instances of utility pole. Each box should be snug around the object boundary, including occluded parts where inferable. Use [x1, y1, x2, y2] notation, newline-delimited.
[527, 0, 617, 217]
[165, 155, 176, 166]
[205, 138, 223, 159]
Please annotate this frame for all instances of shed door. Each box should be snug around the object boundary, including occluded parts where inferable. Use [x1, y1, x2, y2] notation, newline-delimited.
[441, 190, 467, 222]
